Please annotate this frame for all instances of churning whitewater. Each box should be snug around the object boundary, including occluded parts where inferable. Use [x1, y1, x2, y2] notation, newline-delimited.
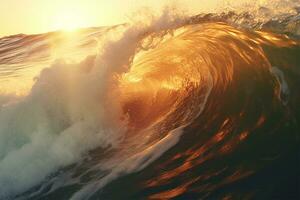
[0, 1, 300, 200]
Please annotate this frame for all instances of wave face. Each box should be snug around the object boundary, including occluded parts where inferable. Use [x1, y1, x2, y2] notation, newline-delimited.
[0, 2, 300, 200]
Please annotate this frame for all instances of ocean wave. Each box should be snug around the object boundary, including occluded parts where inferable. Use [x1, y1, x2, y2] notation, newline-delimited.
[0, 3, 299, 200]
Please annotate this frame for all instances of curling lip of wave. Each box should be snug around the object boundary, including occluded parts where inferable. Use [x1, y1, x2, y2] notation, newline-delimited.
[0, 5, 299, 199]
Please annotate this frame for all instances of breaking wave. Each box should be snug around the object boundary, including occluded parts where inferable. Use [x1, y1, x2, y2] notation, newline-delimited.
[0, 2, 299, 199]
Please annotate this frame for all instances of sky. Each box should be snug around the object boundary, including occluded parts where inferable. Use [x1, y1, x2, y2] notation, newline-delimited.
[0, 0, 223, 37]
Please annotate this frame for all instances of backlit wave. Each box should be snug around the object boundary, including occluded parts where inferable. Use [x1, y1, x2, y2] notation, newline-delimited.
[0, 8, 299, 200]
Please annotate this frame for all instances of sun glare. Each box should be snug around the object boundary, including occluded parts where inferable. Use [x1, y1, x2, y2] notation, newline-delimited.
[51, 10, 88, 32]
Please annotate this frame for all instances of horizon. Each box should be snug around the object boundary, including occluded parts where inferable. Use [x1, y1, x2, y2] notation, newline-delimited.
[0, 0, 299, 199]
[0, 0, 225, 37]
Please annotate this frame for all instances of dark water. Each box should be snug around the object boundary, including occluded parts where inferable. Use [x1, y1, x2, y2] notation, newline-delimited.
[0, 6, 300, 200]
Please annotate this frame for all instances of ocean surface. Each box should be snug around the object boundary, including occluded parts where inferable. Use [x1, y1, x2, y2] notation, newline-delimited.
[0, 1, 300, 200]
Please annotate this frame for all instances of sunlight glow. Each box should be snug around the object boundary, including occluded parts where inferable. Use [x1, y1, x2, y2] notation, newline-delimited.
[0, 0, 219, 36]
[50, 9, 89, 31]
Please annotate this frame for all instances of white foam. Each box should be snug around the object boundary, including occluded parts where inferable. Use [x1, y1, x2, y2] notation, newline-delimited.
[70, 127, 184, 200]
[0, 8, 186, 199]
[0, 58, 126, 198]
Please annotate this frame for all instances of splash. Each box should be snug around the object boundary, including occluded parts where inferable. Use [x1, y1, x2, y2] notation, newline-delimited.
[0, 3, 299, 200]
[0, 8, 187, 199]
